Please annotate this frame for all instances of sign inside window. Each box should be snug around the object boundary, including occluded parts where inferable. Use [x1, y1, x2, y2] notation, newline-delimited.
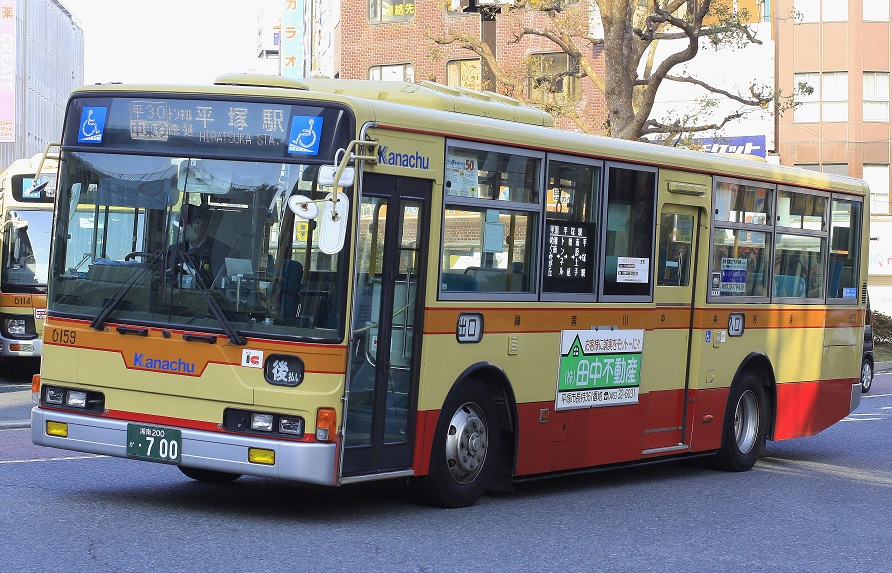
[544, 219, 595, 293]
[445, 151, 478, 197]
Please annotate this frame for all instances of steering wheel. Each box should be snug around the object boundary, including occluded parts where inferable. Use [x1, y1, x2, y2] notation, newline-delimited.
[124, 251, 155, 261]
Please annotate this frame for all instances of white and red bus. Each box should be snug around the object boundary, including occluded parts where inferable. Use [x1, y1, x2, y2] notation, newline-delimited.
[32, 75, 867, 507]
[0, 151, 56, 360]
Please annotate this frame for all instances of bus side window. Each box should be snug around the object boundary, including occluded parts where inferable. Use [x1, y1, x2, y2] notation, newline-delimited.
[602, 166, 656, 298]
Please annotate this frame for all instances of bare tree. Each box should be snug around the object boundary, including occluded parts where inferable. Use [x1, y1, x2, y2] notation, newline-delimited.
[431, 0, 806, 142]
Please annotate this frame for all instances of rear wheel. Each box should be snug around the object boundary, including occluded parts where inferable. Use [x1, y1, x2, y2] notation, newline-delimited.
[709, 372, 767, 472]
[417, 383, 500, 508]
[861, 358, 873, 393]
[178, 466, 241, 483]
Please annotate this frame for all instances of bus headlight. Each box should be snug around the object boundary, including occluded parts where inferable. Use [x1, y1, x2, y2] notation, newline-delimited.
[6, 319, 25, 335]
[250, 413, 274, 432]
[66, 390, 88, 408]
[45, 387, 65, 405]
[278, 416, 304, 436]
[41, 385, 105, 413]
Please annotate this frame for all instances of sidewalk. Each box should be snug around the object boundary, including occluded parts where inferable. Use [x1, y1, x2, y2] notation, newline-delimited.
[877, 361, 892, 374]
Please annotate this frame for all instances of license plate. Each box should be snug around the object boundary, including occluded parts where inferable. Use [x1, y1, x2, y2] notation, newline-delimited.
[126, 424, 181, 463]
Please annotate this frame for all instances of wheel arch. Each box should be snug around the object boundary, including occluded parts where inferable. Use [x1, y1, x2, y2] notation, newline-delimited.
[731, 351, 777, 440]
[450, 361, 519, 476]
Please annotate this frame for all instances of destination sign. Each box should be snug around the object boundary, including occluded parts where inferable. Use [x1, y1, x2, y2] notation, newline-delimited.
[544, 219, 596, 293]
[63, 96, 353, 161]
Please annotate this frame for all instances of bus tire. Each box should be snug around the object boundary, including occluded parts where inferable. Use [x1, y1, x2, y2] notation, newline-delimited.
[418, 383, 500, 508]
[709, 372, 767, 472]
[178, 466, 241, 483]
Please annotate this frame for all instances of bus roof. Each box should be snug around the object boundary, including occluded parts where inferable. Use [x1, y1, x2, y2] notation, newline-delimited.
[69, 75, 868, 198]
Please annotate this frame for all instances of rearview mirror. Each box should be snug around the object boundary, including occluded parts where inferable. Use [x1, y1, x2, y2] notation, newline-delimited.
[318, 192, 349, 254]
[318, 165, 354, 187]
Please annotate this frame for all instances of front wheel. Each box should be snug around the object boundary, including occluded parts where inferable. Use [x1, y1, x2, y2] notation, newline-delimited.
[709, 372, 767, 472]
[178, 466, 241, 483]
[416, 383, 500, 508]
[861, 358, 874, 393]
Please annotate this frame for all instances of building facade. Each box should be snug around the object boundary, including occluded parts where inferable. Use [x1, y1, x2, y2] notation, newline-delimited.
[335, 0, 608, 133]
[774, 0, 892, 305]
[0, 0, 83, 168]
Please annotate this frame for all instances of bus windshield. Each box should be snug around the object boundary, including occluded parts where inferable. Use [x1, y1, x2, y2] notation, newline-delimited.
[2, 209, 52, 290]
[48, 151, 349, 341]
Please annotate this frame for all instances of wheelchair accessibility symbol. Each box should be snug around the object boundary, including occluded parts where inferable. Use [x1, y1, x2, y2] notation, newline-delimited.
[288, 116, 323, 155]
[77, 107, 107, 144]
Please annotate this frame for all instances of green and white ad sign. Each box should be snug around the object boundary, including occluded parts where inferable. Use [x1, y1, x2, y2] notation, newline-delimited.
[556, 329, 644, 410]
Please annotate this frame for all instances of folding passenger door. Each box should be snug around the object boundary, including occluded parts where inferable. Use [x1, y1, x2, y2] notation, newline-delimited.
[341, 173, 430, 477]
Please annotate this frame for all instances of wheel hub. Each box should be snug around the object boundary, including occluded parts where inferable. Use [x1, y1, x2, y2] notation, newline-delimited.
[445, 403, 489, 484]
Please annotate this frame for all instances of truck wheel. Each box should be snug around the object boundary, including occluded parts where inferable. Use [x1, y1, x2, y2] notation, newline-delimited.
[418, 383, 500, 508]
[861, 358, 873, 393]
[709, 372, 767, 472]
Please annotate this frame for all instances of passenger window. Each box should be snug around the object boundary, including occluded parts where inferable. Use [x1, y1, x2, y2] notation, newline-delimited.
[601, 166, 656, 298]
[773, 187, 828, 301]
[828, 197, 862, 300]
[543, 158, 600, 296]
[440, 141, 541, 298]
[709, 177, 774, 301]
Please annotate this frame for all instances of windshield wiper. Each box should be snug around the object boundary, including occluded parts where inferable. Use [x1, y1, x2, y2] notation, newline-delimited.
[90, 252, 163, 331]
[177, 252, 247, 346]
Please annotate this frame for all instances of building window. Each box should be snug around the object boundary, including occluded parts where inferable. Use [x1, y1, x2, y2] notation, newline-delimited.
[821, 0, 847, 21]
[446, 59, 482, 91]
[528, 52, 580, 102]
[864, 72, 890, 122]
[822, 164, 849, 176]
[864, 164, 890, 215]
[369, 0, 416, 23]
[368, 63, 415, 82]
[794, 164, 820, 171]
[864, 0, 890, 21]
[821, 72, 848, 122]
[794, 72, 820, 122]
[794, 0, 819, 22]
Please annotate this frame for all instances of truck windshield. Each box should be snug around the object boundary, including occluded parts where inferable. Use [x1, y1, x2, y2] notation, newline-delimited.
[2, 209, 52, 292]
[48, 151, 349, 341]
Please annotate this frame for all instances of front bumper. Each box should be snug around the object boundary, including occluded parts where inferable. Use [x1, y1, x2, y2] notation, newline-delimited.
[31, 407, 337, 485]
[0, 335, 41, 358]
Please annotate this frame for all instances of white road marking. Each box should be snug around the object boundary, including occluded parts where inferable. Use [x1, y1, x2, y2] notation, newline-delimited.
[0, 455, 106, 464]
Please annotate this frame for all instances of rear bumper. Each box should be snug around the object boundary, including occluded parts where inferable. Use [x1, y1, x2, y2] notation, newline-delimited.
[851, 382, 862, 412]
[31, 407, 337, 485]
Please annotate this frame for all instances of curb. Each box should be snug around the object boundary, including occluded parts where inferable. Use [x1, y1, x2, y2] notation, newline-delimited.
[876, 361, 892, 374]
[0, 420, 30, 430]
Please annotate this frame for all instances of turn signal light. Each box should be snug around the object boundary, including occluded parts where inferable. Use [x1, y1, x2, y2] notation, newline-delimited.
[315, 408, 336, 441]
[32, 374, 40, 403]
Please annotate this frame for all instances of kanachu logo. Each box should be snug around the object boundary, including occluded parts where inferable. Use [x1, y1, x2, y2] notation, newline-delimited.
[377, 145, 430, 170]
[77, 106, 107, 144]
[133, 353, 196, 374]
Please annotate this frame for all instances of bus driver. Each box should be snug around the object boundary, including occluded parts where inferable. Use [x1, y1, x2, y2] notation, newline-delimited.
[167, 204, 230, 288]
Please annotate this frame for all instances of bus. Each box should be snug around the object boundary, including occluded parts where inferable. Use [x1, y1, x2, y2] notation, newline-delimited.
[32, 75, 867, 507]
[0, 151, 57, 360]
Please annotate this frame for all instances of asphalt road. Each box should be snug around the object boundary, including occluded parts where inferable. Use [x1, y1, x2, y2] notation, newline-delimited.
[0, 358, 38, 427]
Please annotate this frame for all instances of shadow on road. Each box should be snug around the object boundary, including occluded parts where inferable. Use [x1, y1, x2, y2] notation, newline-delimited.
[0, 358, 39, 386]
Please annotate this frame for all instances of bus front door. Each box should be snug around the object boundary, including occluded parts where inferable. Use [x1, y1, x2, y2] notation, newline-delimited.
[647, 202, 702, 453]
[341, 174, 429, 477]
